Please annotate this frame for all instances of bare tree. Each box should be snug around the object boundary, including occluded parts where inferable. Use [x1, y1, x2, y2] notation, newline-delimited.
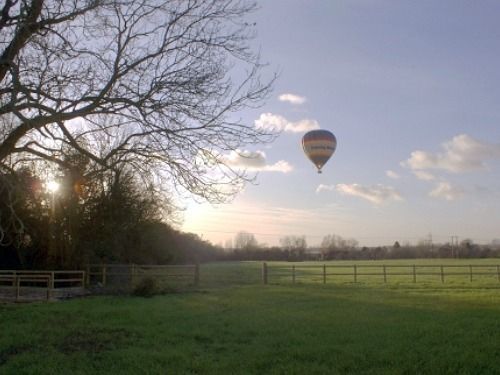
[234, 231, 258, 250]
[0, 0, 276, 239]
[280, 235, 307, 251]
[321, 234, 358, 250]
[280, 235, 307, 260]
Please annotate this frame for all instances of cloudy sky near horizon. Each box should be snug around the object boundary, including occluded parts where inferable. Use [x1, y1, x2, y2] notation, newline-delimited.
[182, 1, 500, 247]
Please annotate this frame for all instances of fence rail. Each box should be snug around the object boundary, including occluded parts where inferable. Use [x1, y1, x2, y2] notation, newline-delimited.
[3, 262, 500, 302]
[262, 263, 500, 285]
[0, 270, 85, 302]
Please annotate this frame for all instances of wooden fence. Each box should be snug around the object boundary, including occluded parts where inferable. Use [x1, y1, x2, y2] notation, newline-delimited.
[262, 263, 500, 285]
[0, 270, 85, 302]
[3, 263, 499, 302]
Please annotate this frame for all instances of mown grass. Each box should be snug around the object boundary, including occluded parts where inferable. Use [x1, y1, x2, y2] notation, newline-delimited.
[1, 260, 500, 374]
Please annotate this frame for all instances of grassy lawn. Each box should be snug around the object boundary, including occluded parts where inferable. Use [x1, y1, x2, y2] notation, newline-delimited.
[2, 261, 500, 374]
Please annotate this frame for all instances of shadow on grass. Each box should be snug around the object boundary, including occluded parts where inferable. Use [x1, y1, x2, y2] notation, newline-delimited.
[1, 283, 499, 374]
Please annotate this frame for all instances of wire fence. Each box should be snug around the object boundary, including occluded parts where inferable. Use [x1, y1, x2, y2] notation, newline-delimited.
[86, 264, 199, 291]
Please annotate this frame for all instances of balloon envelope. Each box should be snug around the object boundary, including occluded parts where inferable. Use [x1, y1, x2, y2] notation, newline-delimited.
[302, 130, 337, 173]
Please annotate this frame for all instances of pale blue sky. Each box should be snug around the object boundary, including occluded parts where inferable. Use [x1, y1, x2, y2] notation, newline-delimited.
[182, 1, 500, 247]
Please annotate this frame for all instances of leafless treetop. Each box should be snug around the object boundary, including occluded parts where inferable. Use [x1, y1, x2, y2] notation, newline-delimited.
[0, 0, 276, 203]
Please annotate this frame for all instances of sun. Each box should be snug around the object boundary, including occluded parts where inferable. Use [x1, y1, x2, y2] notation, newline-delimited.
[46, 180, 60, 193]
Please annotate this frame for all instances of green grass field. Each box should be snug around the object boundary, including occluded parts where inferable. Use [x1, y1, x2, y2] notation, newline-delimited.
[2, 260, 500, 374]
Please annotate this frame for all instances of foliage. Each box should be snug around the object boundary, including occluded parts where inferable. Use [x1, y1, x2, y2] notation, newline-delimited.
[0, 166, 222, 268]
[0, 169, 51, 267]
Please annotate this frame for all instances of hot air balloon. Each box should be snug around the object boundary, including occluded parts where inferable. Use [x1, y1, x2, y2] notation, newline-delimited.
[302, 129, 337, 173]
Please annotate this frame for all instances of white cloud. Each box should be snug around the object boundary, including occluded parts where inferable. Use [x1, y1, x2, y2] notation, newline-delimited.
[255, 113, 320, 133]
[318, 183, 402, 204]
[386, 170, 400, 179]
[337, 184, 403, 204]
[413, 170, 435, 181]
[316, 184, 336, 193]
[402, 134, 500, 173]
[278, 93, 307, 105]
[260, 160, 294, 173]
[429, 182, 464, 201]
[223, 149, 293, 173]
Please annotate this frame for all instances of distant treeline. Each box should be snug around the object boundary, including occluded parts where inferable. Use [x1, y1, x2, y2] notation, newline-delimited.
[216, 233, 500, 262]
[2, 168, 499, 269]
[217, 243, 500, 262]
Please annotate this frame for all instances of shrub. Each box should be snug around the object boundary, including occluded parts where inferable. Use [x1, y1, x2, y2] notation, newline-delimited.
[132, 277, 158, 297]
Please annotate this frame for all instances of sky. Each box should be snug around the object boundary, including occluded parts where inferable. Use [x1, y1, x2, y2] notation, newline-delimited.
[182, 1, 500, 247]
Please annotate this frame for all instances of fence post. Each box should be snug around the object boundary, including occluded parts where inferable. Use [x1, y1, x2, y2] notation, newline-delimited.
[292, 265, 296, 284]
[354, 265, 357, 283]
[440, 265, 444, 283]
[194, 263, 200, 286]
[16, 276, 20, 301]
[413, 265, 416, 283]
[383, 265, 387, 283]
[323, 264, 326, 284]
[469, 265, 473, 282]
[46, 276, 51, 301]
[130, 264, 136, 289]
[102, 265, 107, 287]
[50, 271, 55, 290]
[262, 262, 268, 285]
[86, 265, 90, 287]
[497, 265, 500, 282]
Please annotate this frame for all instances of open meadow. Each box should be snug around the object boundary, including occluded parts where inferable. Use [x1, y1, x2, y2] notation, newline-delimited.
[2, 260, 500, 374]
[3, 2, 500, 374]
